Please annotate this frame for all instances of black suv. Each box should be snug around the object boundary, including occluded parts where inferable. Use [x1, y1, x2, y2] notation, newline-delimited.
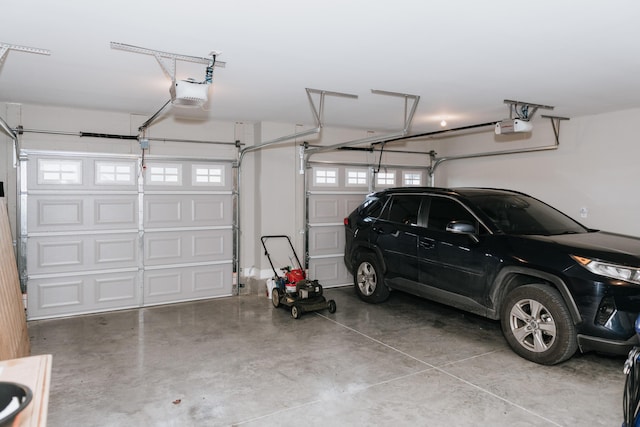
[344, 187, 640, 365]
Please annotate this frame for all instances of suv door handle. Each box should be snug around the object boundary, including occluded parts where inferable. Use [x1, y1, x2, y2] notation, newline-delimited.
[373, 226, 400, 237]
[419, 238, 435, 249]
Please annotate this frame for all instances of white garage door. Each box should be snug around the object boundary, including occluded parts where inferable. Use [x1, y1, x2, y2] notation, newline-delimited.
[141, 159, 233, 307]
[22, 151, 234, 320]
[306, 163, 427, 287]
[307, 164, 370, 287]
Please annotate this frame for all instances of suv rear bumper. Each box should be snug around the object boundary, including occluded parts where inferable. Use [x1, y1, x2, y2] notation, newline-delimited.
[577, 333, 639, 355]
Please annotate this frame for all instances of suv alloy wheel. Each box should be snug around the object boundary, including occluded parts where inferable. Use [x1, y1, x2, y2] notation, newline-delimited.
[354, 253, 389, 303]
[501, 284, 578, 365]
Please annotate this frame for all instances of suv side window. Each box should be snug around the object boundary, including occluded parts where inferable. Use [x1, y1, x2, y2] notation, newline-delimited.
[359, 196, 384, 219]
[381, 195, 421, 225]
[427, 196, 479, 232]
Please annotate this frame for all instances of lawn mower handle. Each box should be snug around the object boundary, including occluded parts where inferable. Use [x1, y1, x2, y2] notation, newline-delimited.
[260, 235, 304, 278]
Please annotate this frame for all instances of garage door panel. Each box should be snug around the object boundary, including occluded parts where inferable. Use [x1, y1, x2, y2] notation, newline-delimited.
[37, 279, 83, 309]
[94, 198, 138, 226]
[34, 239, 83, 270]
[95, 237, 138, 264]
[145, 234, 182, 262]
[144, 197, 183, 226]
[346, 197, 364, 214]
[95, 275, 138, 303]
[146, 271, 182, 298]
[33, 197, 84, 228]
[192, 195, 232, 226]
[308, 257, 351, 287]
[27, 271, 139, 320]
[144, 194, 232, 228]
[28, 233, 138, 274]
[308, 226, 345, 256]
[144, 229, 232, 266]
[192, 268, 226, 292]
[191, 231, 231, 258]
[311, 198, 340, 220]
[28, 195, 138, 232]
[192, 198, 230, 223]
[143, 263, 232, 305]
[309, 194, 368, 224]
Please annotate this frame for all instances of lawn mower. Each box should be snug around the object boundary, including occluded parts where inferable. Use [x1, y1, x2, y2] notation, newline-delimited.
[260, 235, 336, 319]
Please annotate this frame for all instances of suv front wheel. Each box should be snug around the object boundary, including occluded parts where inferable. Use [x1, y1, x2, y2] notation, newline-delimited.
[501, 284, 578, 365]
[354, 254, 390, 303]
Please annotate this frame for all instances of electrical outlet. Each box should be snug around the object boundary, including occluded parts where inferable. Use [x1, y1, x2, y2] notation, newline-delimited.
[580, 207, 588, 218]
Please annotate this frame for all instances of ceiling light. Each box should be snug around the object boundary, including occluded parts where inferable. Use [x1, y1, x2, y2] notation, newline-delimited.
[440, 119, 447, 127]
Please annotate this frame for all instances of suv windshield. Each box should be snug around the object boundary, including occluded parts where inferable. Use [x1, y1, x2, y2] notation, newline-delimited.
[468, 194, 588, 235]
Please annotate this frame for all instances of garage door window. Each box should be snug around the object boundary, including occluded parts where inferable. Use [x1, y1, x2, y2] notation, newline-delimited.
[376, 171, 396, 187]
[95, 162, 135, 185]
[38, 159, 82, 185]
[314, 168, 338, 186]
[346, 169, 368, 186]
[403, 171, 422, 186]
[146, 163, 182, 185]
[193, 165, 225, 186]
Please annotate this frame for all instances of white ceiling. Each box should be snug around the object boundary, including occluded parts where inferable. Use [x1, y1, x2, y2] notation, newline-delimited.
[3, 1, 640, 134]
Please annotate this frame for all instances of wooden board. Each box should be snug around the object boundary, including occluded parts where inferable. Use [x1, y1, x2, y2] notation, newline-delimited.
[0, 198, 30, 360]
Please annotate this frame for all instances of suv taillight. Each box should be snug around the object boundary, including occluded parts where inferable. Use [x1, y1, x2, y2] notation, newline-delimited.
[344, 217, 350, 226]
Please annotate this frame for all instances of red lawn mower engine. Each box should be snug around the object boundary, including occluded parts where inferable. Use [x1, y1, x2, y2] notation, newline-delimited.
[282, 267, 323, 299]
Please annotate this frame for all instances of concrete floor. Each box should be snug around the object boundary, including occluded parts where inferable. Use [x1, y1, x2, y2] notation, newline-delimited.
[29, 286, 626, 426]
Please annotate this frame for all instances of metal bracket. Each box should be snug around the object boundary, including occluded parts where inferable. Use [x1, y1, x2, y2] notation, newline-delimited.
[541, 114, 570, 145]
[305, 88, 358, 129]
[371, 89, 420, 133]
[0, 42, 50, 63]
[503, 99, 554, 121]
[306, 89, 419, 155]
[110, 42, 225, 82]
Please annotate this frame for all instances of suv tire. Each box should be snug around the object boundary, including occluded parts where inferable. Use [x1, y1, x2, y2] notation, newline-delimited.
[501, 284, 578, 365]
[354, 253, 390, 303]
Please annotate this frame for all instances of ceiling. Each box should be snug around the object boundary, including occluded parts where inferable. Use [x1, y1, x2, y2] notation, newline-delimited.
[3, 1, 640, 135]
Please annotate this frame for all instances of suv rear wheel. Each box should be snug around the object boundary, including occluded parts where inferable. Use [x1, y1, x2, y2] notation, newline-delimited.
[354, 254, 389, 303]
[501, 284, 577, 365]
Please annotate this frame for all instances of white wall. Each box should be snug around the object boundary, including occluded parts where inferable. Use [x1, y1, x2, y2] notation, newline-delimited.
[2, 102, 639, 282]
[429, 109, 640, 236]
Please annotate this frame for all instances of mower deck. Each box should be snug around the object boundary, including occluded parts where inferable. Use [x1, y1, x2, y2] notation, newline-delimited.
[271, 286, 336, 319]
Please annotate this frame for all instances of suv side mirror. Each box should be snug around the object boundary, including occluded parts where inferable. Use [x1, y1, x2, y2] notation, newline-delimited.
[446, 220, 479, 243]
